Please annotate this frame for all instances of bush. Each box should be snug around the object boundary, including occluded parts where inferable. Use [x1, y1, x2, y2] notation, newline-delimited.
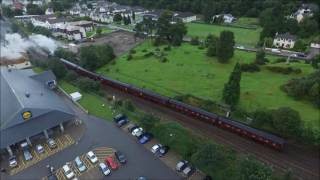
[190, 36, 200, 45]
[266, 66, 302, 74]
[127, 54, 133, 61]
[241, 63, 260, 72]
[123, 100, 135, 112]
[129, 49, 136, 54]
[160, 56, 168, 63]
[142, 49, 148, 52]
[138, 114, 160, 131]
[65, 71, 78, 81]
[163, 46, 171, 51]
[144, 52, 154, 58]
[78, 77, 100, 92]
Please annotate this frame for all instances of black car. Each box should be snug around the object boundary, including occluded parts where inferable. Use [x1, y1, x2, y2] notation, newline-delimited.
[117, 119, 129, 127]
[156, 146, 169, 157]
[114, 114, 127, 123]
[115, 151, 127, 164]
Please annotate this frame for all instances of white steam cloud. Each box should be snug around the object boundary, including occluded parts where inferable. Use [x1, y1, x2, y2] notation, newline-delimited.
[0, 33, 60, 60]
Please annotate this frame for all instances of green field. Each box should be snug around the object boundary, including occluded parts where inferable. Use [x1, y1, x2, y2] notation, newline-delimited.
[59, 81, 114, 120]
[86, 27, 113, 38]
[97, 41, 319, 129]
[187, 23, 261, 47]
[233, 17, 259, 26]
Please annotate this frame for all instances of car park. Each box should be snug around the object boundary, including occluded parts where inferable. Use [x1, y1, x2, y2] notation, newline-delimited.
[8, 155, 17, 168]
[115, 151, 127, 164]
[47, 138, 57, 149]
[114, 114, 127, 123]
[105, 156, 119, 170]
[74, 156, 87, 172]
[62, 164, 75, 179]
[176, 160, 188, 172]
[86, 151, 98, 164]
[182, 166, 195, 177]
[36, 144, 45, 154]
[99, 162, 111, 176]
[138, 133, 153, 144]
[132, 127, 143, 137]
[156, 146, 169, 157]
[151, 144, 162, 154]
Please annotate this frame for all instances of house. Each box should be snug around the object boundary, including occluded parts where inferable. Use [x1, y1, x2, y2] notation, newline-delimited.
[273, 32, 297, 49]
[68, 20, 94, 31]
[310, 42, 320, 49]
[45, 8, 54, 15]
[142, 10, 163, 21]
[173, 12, 196, 23]
[290, 4, 318, 23]
[13, 1, 27, 14]
[213, 14, 236, 23]
[31, 15, 66, 29]
[90, 12, 113, 23]
[53, 24, 86, 41]
[70, 7, 81, 15]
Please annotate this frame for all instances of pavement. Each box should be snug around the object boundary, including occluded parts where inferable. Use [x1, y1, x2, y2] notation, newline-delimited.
[1, 95, 180, 180]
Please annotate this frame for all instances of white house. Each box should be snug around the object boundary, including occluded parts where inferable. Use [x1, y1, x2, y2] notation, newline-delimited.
[90, 13, 113, 23]
[45, 8, 54, 15]
[213, 14, 236, 23]
[174, 12, 197, 23]
[68, 20, 94, 32]
[53, 24, 86, 41]
[290, 4, 316, 23]
[273, 32, 297, 49]
[310, 42, 320, 49]
[31, 15, 66, 29]
[70, 7, 81, 15]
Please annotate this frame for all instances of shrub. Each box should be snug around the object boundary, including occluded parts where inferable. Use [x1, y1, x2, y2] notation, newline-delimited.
[160, 57, 168, 63]
[142, 49, 148, 52]
[127, 54, 133, 61]
[241, 63, 260, 72]
[129, 49, 136, 54]
[123, 100, 135, 112]
[163, 46, 171, 51]
[266, 66, 302, 74]
[155, 47, 160, 51]
[190, 36, 200, 45]
[65, 71, 78, 81]
[144, 52, 154, 58]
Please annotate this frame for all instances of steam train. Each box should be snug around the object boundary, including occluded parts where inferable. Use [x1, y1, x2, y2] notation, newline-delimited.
[59, 58, 286, 150]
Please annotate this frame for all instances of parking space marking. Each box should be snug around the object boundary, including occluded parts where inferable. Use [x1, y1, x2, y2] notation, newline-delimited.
[9, 134, 75, 176]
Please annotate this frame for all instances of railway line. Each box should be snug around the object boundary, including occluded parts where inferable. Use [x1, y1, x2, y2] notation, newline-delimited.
[59, 58, 319, 180]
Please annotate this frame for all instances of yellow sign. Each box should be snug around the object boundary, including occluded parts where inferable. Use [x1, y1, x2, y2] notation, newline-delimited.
[22, 111, 32, 120]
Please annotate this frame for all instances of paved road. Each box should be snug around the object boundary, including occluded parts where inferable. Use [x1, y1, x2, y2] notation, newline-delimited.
[2, 97, 180, 180]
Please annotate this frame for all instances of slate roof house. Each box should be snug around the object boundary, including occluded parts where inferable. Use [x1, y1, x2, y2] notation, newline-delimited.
[0, 67, 75, 154]
[273, 32, 297, 49]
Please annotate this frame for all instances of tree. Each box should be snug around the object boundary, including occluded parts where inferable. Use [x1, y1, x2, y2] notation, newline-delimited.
[298, 18, 319, 38]
[293, 40, 306, 52]
[190, 36, 200, 46]
[272, 107, 302, 138]
[251, 109, 273, 127]
[96, 27, 102, 36]
[238, 156, 273, 180]
[222, 63, 242, 108]
[255, 49, 267, 65]
[216, 31, 235, 63]
[205, 34, 218, 47]
[78, 77, 100, 92]
[139, 114, 160, 131]
[207, 43, 217, 57]
[80, 45, 115, 70]
[2, 5, 14, 17]
[191, 144, 228, 176]
[113, 13, 123, 23]
[311, 55, 320, 69]
[26, 4, 44, 15]
[132, 11, 136, 22]
[48, 58, 67, 79]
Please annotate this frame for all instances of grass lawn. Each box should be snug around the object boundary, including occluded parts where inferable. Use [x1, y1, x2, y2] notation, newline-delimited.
[186, 23, 261, 47]
[86, 27, 113, 38]
[59, 80, 114, 120]
[97, 41, 319, 129]
[233, 17, 259, 26]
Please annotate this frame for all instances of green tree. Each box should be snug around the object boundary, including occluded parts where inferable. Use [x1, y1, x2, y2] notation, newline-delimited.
[26, 4, 44, 15]
[216, 31, 235, 63]
[205, 34, 218, 47]
[96, 27, 102, 36]
[139, 114, 160, 131]
[251, 109, 273, 128]
[207, 43, 217, 57]
[65, 71, 78, 81]
[238, 156, 273, 180]
[222, 63, 242, 108]
[298, 18, 319, 38]
[78, 77, 100, 92]
[272, 107, 302, 138]
[190, 36, 200, 46]
[293, 40, 306, 52]
[132, 11, 136, 21]
[48, 58, 67, 79]
[255, 49, 267, 65]
[2, 5, 14, 17]
[113, 13, 123, 23]
[311, 55, 320, 69]
[80, 45, 115, 70]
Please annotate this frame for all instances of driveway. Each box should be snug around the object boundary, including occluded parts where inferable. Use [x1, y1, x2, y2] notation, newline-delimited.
[2, 97, 180, 180]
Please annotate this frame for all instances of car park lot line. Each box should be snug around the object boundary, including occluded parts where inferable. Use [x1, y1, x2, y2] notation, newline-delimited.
[9, 134, 75, 176]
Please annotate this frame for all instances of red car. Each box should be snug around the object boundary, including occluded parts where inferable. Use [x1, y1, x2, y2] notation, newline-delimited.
[105, 156, 119, 170]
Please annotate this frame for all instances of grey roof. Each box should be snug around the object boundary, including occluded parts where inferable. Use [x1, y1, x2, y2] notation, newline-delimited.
[0, 67, 74, 148]
[174, 12, 195, 18]
[275, 32, 297, 41]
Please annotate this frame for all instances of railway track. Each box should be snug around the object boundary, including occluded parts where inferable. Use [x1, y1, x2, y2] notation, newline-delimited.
[102, 86, 320, 180]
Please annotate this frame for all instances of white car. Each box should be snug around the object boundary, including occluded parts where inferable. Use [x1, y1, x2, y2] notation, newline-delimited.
[8, 156, 17, 168]
[132, 127, 143, 137]
[86, 151, 98, 164]
[74, 156, 86, 172]
[36, 144, 45, 154]
[62, 164, 75, 179]
[151, 144, 162, 154]
[99, 162, 111, 176]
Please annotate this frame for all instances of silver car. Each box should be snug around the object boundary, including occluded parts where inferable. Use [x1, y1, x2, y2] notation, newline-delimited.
[74, 156, 86, 172]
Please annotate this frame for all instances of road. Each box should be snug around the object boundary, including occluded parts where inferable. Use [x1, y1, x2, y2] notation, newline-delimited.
[1, 95, 180, 180]
[100, 85, 320, 180]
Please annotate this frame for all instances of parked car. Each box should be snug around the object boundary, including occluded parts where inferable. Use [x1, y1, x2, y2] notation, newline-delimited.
[20, 142, 32, 161]
[47, 138, 57, 149]
[156, 146, 169, 157]
[115, 151, 127, 164]
[137, 177, 147, 180]
[99, 162, 111, 176]
[62, 164, 75, 179]
[138, 133, 153, 144]
[151, 144, 162, 154]
[132, 127, 143, 137]
[176, 160, 188, 172]
[8, 155, 17, 168]
[127, 124, 138, 133]
[182, 166, 195, 177]
[117, 118, 129, 127]
[36, 144, 45, 154]
[74, 156, 86, 172]
[86, 151, 98, 164]
[105, 156, 119, 170]
[114, 114, 127, 123]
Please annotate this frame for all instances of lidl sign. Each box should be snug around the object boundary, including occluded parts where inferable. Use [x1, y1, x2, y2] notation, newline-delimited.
[22, 111, 32, 120]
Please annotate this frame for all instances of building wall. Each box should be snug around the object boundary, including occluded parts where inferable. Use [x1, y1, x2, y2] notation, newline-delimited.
[273, 38, 295, 49]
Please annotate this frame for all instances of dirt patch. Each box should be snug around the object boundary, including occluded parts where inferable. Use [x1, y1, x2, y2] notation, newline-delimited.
[80, 30, 144, 56]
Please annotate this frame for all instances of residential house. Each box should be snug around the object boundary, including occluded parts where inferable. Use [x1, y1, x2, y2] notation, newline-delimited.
[45, 8, 54, 15]
[142, 10, 163, 21]
[290, 4, 318, 23]
[273, 32, 297, 49]
[31, 15, 66, 29]
[70, 7, 81, 15]
[310, 42, 320, 49]
[173, 12, 196, 23]
[53, 24, 86, 41]
[68, 20, 94, 32]
[213, 14, 236, 23]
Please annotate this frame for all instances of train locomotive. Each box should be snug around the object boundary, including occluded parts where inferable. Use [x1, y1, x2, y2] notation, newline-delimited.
[59, 58, 286, 150]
